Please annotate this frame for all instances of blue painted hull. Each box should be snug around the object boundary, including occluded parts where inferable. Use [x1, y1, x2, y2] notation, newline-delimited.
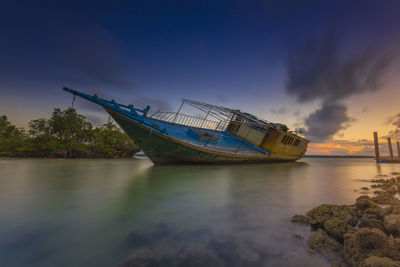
[106, 109, 300, 165]
[62, 87, 305, 165]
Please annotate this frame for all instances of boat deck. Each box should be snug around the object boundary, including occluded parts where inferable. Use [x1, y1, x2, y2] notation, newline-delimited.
[149, 118, 267, 156]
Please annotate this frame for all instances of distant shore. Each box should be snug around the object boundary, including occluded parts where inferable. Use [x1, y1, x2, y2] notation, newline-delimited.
[0, 154, 138, 159]
[304, 155, 374, 158]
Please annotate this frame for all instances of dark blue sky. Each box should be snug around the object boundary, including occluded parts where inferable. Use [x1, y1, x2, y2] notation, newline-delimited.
[1, 0, 399, 148]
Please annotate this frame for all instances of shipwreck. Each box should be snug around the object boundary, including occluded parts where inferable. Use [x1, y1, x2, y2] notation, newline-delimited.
[63, 87, 309, 164]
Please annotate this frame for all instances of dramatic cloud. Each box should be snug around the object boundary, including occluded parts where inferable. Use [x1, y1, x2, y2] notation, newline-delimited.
[385, 113, 400, 139]
[286, 32, 392, 141]
[387, 113, 400, 128]
[304, 102, 350, 141]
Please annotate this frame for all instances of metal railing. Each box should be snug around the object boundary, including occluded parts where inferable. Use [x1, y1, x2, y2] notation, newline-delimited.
[150, 111, 227, 131]
[149, 111, 268, 155]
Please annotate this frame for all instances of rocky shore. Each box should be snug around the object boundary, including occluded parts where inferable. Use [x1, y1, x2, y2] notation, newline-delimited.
[292, 172, 400, 267]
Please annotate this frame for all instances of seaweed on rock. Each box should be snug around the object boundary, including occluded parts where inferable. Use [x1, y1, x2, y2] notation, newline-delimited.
[292, 175, 400, 266]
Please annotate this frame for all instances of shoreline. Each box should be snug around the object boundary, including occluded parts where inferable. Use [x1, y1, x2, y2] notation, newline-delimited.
[0, 156, 137, 160]
[292, 171, 400, 266]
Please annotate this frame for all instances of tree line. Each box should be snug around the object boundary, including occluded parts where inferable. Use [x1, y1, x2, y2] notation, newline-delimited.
[0, 108, 139, 158]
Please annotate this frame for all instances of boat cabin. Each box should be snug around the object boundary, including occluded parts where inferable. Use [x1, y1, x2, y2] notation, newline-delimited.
[150, 98, 309, 158]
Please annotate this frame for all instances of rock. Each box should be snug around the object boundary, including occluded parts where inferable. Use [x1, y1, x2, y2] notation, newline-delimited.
[361, 187, 370, 191]
[208, 235, 262, 267]
[118, 249, 160, 267]
[308, 249, 317, 255]
[124, 223, 172, 248]
[386, 187, 397, 195]
[324, 218, 356, 243]
[372, 194, 400, 206]
[175, 247, 223, 267]
[384, 214, 400, 237]
[331, 262, 342, 267]
[291, 215, 311, 225]
[172, 228, 213, 243]
[235, 243, 261, 267]
[291, 233, 304, 239]
[208, 235, 239, 264]
[363, 206, 387, 220]
[373, 178, 388, 183]
[356, 196, 379, 211]
[343, 228, 400, 267]
[391, 206, 400, 215]
[359, 256, 400, 267]
[362, 213, 380, 220]
[392, 172, 400, 175]
[359, 215, 385, 232]
[306, 204, 358, 228]
[307, 229, 343, 260]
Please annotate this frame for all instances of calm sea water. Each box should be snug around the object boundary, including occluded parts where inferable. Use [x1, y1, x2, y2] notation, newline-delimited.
[0, 158, 399, 267]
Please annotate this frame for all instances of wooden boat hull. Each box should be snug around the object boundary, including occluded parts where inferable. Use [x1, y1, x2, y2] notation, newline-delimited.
[107, 109, 301, 165]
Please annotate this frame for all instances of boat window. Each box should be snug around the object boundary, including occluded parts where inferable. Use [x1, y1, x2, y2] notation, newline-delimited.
[293, 139, 301, 146]
[285, 137, 290, 144]
[281, 135, 288, 144]
[286, 136, 293, 145]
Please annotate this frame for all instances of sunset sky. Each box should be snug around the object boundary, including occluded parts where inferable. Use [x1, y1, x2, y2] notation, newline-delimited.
[1, 0, 400, 155]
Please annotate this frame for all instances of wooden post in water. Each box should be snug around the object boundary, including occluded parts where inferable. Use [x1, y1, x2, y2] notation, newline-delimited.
[373, 132, 380, 162]
[388, 138, 394, 158]
[397, 141, 400, 157]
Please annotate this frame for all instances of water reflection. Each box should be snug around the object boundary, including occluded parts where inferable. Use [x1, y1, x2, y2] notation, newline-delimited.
[0, 158, 399, 266]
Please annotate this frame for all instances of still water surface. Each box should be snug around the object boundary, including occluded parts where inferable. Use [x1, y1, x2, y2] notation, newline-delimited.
[0, 158, 399, 266]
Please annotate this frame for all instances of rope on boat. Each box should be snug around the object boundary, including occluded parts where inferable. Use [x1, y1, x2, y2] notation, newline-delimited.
[71, 93, 76, 108]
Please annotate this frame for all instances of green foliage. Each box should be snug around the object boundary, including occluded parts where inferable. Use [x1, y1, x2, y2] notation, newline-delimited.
[0, 115, 32, 156]
[0, 109, 139, 158]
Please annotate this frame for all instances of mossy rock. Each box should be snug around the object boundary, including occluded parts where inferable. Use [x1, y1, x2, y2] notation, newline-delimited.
[384, 214, 400, 237]
[372, 179, 388, 183]
[307, 229, 343, 260]
[363, 206, 387, 220]
[359, 256, 400, 267]
[306, 204, 358, 228]
[324, 218, 356, 243]
[176, 247, 224, 267]
[361, 213, 380, 220]
[291, 215, 312, 225]
[359, 215, 385, 232]
[391, 207, 400, 215]
[118, 249, 160, 267]
[373, 196, 400, 206]
[356, 196, 379, 211]
[343, 228, 400, 267]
